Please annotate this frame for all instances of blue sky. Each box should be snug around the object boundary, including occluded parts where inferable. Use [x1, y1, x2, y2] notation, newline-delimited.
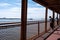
[0, 0, 57, 19]
[0, 0, 20, 18]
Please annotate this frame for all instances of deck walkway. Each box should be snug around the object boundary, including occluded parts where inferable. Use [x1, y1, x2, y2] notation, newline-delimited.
[36, 25, 60, 40]
[46, 26, 60, 40]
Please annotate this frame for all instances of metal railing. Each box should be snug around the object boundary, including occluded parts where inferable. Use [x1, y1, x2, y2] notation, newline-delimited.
[0, 20, 59, 40]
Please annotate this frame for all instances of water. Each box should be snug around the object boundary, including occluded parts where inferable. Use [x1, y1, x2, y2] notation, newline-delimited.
[0, 18, 57, 40]
[0, 18, 20, 23]
[0, 18, 46, 40]
[0, 18, 45, 23]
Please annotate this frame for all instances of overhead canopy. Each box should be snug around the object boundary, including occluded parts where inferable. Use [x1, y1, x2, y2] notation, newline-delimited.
[33, 0, 60, 13]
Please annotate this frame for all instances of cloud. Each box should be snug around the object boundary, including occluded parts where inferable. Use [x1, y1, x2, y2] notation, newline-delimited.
[9, 7, 20, 12]
[0, 7, 46, 18]
[0, 3, 11, 7]
[27, 7, 55, 19]
[36, 4, 44, 7]
[0, 7, 21, 18]
[15, 3, 21, 7]
[0, 6, 54, 18]
[27, 7, 46, 18]
[28, 7, 45, 14]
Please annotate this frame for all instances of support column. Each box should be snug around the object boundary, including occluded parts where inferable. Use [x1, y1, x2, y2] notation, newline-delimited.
[59, 14, 60, 19]
[38, 22, 40, 35]
[21, 0, 27, 40]
[45, 7, 48, 32]
[59, 14, 60, 24]
[53, 10, 55, 27]
[57, 13, 58, 25]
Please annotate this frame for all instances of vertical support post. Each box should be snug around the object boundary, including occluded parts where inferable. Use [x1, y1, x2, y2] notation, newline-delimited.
[45, 7, 48, 32]
[59, 14, 60, 19]
[38, 21, 40, 35]
[59, 14, 60, 24]
[21, 0, 27, 40]
[57, 13, 58, 25]
[53, 10, 55, 27]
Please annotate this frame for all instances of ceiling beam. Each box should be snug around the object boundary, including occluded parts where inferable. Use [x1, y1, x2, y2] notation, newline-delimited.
[33, 0, 60, 13]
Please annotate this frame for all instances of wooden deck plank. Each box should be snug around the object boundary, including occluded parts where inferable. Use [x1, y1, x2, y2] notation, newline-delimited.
[46, 27, 60, 40]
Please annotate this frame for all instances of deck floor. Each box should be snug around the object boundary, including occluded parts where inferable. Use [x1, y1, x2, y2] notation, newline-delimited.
[46, 27, 60, 40]
[36, 26, 60, 40]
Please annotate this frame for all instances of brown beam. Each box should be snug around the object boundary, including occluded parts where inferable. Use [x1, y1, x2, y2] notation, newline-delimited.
[33, 0, 48, 7]
[38, 21, 40, 35]
[21, 0, 27, 40]
[53, 10, 55, 27]
[57, 13, 58, 25]
[45, 7, 48, 32]
[33, 0, 60, 13]
[59, 14, 60, 19]
[47, 5, 60, 7]
[59, 14, 60, 24]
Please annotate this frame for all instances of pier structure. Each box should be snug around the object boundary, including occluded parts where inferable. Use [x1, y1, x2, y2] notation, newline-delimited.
[0, 0, 60, 40]
[21, 0, 60, 40]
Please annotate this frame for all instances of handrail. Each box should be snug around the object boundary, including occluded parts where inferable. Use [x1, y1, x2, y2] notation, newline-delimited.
[0, 21, 43, 25]
[0, 21, 40, 28]
[28, 20, 58, 40]
[0, 21, 58, 40]
[0, 21, 29, 24]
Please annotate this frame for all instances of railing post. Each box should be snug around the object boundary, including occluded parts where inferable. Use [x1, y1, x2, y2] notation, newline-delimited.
[45, 7, 48, 32]
[57, 13, 58, 25]
[21, 0, 27, 40]
[38, 21, 40, 35]
[53, 10, 55, 27]
[59, 14, 60, 25]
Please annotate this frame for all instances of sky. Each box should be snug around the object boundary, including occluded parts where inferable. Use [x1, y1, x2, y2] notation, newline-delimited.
[0, 0, 20, 18]
[0, 0, 57, 19]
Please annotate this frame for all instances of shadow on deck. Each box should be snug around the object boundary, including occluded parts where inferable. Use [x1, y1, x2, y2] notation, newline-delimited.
[36, 25, 60, 40]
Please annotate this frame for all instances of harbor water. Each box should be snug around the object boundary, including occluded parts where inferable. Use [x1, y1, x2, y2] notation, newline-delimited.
[0, 18, 50, 40]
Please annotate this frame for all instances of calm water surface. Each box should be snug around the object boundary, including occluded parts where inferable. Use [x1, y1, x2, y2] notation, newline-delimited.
[0, 18, 46, 40]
